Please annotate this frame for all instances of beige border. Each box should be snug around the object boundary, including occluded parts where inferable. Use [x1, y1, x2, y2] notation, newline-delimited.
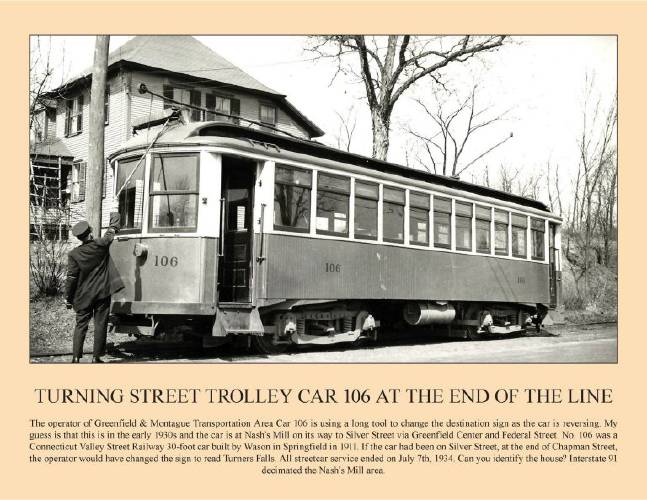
[3, 2, 642, 498]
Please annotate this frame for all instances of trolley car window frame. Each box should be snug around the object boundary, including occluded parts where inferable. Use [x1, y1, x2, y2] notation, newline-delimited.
[409, 191, 430, 246]
[115, 156, 146, 234]
[455, 201, 473, 252]
[511, 213, 528, 258]
[266, 161, 556, 263]
[382, 186, 405, 244]
[531, 217, 546, 261]
[148, 153, 200, 233]
[273, 164, 312, 233]
[433, 196, 452, 249]
[316, 172, 350, 237]
[353, 180, 379, 241]
[495, 209, 509, 256]
[475, 205, 492, 254]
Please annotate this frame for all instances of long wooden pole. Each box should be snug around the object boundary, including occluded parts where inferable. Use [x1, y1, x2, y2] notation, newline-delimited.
[86, 35, 110, 234]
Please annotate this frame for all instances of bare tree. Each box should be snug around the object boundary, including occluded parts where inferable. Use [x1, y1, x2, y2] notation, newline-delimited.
[407, 85, 512, 177]
[29, 36, 54, 142]
[564, 74, 617, 302]
[29, 37, 71, 296]
[331, 106, 358, 152]
[470, 164, 543, 201]
[307, 35, 507, 160]
[545, 161, 563, 217]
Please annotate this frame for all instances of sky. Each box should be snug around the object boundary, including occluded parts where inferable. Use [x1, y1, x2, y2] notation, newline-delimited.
[31, 35, 617, 209]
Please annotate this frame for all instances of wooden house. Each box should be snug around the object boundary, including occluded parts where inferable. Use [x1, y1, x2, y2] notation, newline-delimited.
[30, 36, 323, 238]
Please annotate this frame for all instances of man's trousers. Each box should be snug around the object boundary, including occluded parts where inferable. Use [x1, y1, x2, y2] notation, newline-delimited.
[72, 296, 110, 359]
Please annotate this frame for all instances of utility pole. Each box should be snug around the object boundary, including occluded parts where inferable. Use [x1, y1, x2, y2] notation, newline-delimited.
[86, 35, 110, 233]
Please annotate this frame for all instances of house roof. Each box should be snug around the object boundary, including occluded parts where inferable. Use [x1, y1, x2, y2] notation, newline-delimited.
[105, 36, 280, 95]
[46, 36, 324, 138]
[30, 138, 73, 159]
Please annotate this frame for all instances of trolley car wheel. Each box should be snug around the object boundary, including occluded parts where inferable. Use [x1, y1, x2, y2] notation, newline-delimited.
[251, 334, 290, 355]
[465, 325, 482, 341]
[464, 304, 484, 341]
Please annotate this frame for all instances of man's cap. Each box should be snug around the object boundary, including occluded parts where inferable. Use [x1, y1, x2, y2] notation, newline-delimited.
[71, 220, 91, 238]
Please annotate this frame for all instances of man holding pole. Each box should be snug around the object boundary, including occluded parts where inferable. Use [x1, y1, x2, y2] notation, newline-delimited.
[65, 212, 121, 363]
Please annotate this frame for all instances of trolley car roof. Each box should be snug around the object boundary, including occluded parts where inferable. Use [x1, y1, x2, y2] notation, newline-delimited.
[111, 121, 551, 213]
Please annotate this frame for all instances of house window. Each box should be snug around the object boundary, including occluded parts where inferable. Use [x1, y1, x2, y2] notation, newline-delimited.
[71, 162, 86, 203]
[65, 95, 83, 136]
[531, 218, 545, 260]
[44, 108, 56, 140]
[511, 214, 528, 258]
[494, 210, 509, 256]
[260, 103, 277, 125]
[189, 90, 202, 121]
[30, 165, 62, 208]
[354, 180, 378, 240]
[433, 197, 452, 249]
[116, 157, 145, 232]
[149, 154, 199, 232]
[206, 94, 231, 121]
[409, 191, 430, 246]
[104, 86, 110, 125]
[230, 99, 241, 124]
[274, 165, 311, 232]
[163, 85, 175, 110]
[383, 187, 405, 243]
[475, 205, 491, 254]
[316, 173, 350, 236]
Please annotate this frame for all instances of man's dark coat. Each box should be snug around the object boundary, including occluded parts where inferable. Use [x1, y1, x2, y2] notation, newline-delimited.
[65, 214, 123, 311]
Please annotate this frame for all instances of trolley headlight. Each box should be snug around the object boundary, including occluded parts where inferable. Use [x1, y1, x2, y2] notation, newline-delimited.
[133, 243, 148, 258]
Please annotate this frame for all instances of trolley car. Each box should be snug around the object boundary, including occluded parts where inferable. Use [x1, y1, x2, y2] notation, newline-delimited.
[107, 119, 562, 353]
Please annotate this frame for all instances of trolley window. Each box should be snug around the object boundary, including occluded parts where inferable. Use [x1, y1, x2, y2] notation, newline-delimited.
[511, 213, 528, 258]
[409, 191, 430, 246]
[434, 197, 452, 249]
[316, 173, 350, 236]
[456, 201, 474, 251]
[148, 154, 199, 232]
[531, 218, 545, 260]
[274, 165, 311, 232]
[475, 205, 491, 254]
[383, 186, 405, 243]
[116, 157, 145, 233]
[354, 180, 378, 240]
[455, 201, 473, 251]
[494, 209, 509, 256]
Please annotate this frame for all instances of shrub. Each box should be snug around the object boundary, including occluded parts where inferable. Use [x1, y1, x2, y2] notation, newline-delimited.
[29, 237, 71, 297]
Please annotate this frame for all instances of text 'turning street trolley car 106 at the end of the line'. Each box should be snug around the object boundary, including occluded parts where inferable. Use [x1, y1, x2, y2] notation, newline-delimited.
[106, 119, 562, 354]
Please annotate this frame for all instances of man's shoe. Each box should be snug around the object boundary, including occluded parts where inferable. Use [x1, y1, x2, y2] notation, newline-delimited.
[71, 357, 80, 363]
[92, 357, 104, 363]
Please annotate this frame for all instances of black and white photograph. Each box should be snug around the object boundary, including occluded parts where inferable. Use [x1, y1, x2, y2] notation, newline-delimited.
[29, 35, 617, 364]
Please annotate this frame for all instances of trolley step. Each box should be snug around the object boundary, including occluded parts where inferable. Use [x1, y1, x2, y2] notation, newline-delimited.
[212, 306, 264, 337]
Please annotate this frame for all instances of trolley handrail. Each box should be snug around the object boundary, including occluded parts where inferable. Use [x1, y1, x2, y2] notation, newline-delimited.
[257, 203, 266, 263]
[218, 197, 225, 257]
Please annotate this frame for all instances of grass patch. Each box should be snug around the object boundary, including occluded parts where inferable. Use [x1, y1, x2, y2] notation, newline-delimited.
[30, 295, 80, 355]
[564, 309, 617, 325]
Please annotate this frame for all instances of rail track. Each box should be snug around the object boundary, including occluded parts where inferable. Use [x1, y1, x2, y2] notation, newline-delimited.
[30, 321, 617, 363]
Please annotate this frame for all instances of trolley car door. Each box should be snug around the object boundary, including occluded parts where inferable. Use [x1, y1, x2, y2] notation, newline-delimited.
[218, 157, 255, 303]
[548, 222, 558, 307]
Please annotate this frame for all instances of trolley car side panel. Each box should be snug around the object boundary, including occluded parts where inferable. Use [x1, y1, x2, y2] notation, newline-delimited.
[261, 234, 550, 304]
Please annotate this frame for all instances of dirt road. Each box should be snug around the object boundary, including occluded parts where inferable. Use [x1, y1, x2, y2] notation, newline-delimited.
[198, 322, 617, 364]
[31, 322, 616, 363]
